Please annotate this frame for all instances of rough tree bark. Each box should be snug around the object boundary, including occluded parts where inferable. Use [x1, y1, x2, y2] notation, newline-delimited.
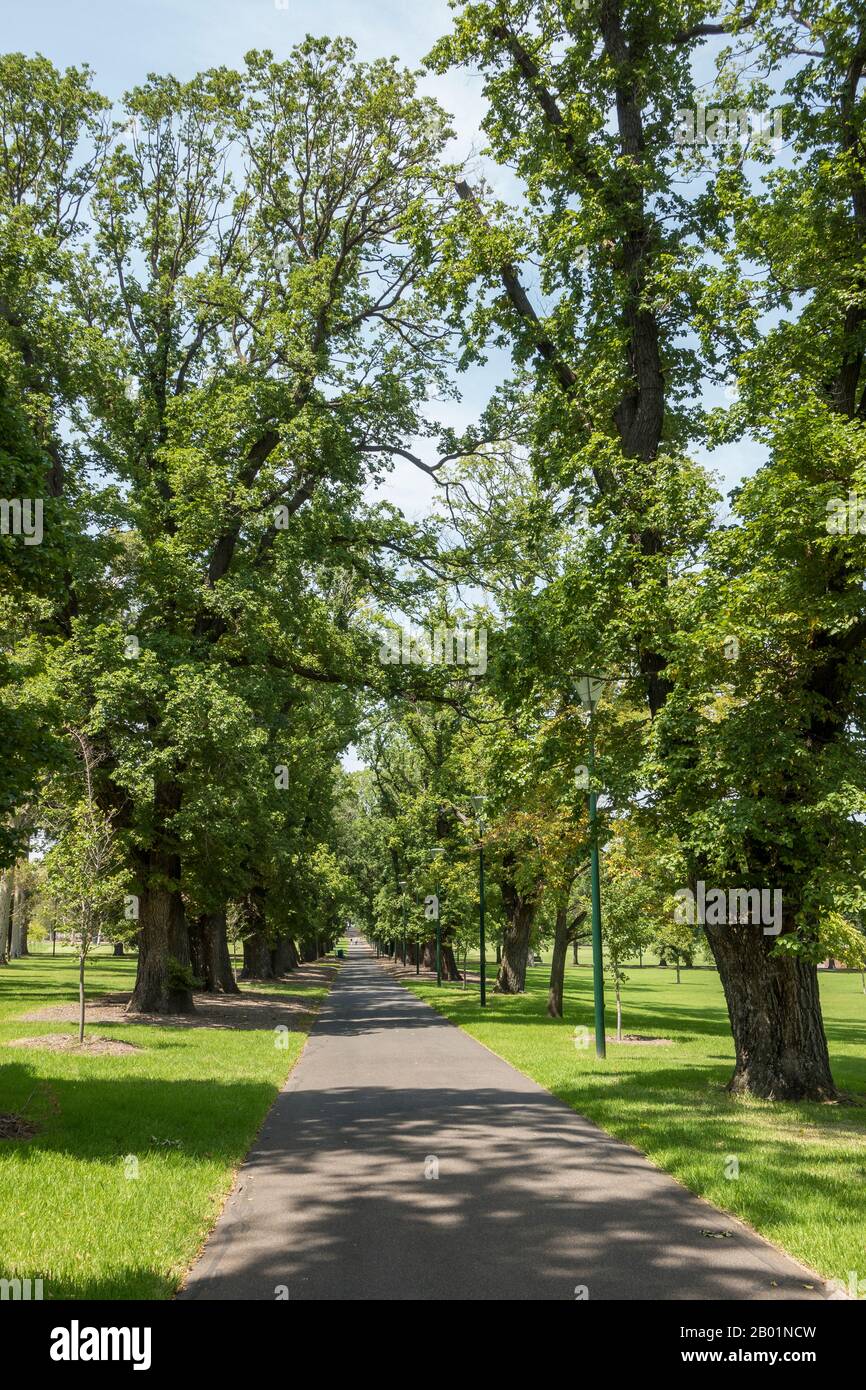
[0, 869, 13, 965]
[127, 781, 194, 1014]
[496, 905, 536, 993]
[242, 932, 273, 978]
[706, 922, 835, 1100]
[189, 909, 239, 993]
[127, 875, 194, 1014]
[548, 901, 569, 1018]
[272, 933, 299, 974]
[239, 888, 274, 980]
[548, 906, 588, 1018]
[10, 874, 28, 958]
[421, 936, 461, 980]
[496, 853, 540, 994]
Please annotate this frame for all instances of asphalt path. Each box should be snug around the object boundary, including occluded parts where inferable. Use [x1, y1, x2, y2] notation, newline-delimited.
[180, 937, 830, 1301]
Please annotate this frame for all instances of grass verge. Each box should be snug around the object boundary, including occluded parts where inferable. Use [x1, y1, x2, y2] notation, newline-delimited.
[0, 948, 336, 1298]
[396, 955, 866, 1289]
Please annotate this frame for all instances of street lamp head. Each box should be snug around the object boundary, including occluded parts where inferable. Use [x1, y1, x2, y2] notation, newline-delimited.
[398, 879, 408, 891]
[428, 846, 445, 857]
[575, 674, 607, 709]
[470, 794, 485, 815]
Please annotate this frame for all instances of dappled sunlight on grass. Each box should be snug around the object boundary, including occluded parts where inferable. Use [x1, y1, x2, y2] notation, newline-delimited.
[399, 958, 866, 1285]
[0, 951, 330, 1298]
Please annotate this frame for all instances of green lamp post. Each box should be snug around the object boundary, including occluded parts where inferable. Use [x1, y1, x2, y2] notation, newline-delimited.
[576, 675, 607, 1060]
[398, 879, 408, 966]
[428, 846, 445, 985]
[470, 795, 487, 1007]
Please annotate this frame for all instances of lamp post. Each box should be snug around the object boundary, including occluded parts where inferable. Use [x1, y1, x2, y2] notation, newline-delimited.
[428, 846, 445, 985]
[470, 795, 487, 1007]
[398, 879, 408, 966]
[576, 675, 607, 1060]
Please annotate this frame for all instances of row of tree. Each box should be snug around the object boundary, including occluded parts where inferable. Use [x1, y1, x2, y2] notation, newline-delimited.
[342, 0, 866, 1101]
[3, 2, 866, 1101]
[0, 39, 462, 1009]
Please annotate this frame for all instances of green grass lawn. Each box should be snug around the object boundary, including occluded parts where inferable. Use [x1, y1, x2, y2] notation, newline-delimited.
[0, 949, 336, 1299]
[399, 955, 866, 1290]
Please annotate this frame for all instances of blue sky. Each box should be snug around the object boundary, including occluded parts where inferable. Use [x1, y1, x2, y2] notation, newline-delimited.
[6, 0, 463, 95]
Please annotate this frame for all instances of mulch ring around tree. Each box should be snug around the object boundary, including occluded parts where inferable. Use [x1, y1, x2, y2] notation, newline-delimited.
[7, 1033, 143, 1056]
[15, 964, 338, 1034]
[605, 1034, 673, 1045]
[0, 1112, 40, 1140]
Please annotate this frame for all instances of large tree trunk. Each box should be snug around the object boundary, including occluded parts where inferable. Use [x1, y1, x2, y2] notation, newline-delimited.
[0, 869, 13, 965]
[547, 902, 569, 1018]
[206, 911, 238, 991]
[706, 922, 835, 1101]
[127, 877, 194, 1014]
[420, 937, 461, 981]
[190, 910, 239, 993]
[113, 941, 124, 957]
[240, 889, 274, 980]
[188, 916, 205, 982]
[10, 876, 27, 958]
[497, 912, 534, 993]
[272, 933, 299, 975]
[128, 782, 194, 1014]
[441, 942, 460, 980]
[242, 931, 274, 979]
[496, 861, 539, 994]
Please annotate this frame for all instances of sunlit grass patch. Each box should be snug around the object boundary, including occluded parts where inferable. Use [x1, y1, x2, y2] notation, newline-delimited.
[399, 956, 866, 1288]
[0, 949, 332, 1298]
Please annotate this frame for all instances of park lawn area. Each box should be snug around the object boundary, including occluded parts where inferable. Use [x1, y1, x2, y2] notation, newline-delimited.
[399, 957, 866, 1289]
[237, 974, 331, 1000]
[0, 949, 336, 1299]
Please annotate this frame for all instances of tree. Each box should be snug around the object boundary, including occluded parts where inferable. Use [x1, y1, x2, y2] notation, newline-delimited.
[9, 851, 35, 958]
[547, 887, 588, 1019]
[0, 40, 462, 1013]
[0, 55, 111, 874]
[654, 919, 696, 983]
[428, 0, 850, 1098]
[634, 0, 866, 1096]
[601, 824, 657, 1038]
[0, 867, 12, 965]
[43, 728, 126, 1043]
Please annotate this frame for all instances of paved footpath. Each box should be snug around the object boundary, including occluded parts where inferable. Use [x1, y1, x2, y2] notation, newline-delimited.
[180, 939, 830, 1301]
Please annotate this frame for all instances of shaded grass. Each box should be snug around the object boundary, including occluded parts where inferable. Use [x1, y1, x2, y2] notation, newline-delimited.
[398, 955, 866, 1288]
[0, 951, 335, 1299]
